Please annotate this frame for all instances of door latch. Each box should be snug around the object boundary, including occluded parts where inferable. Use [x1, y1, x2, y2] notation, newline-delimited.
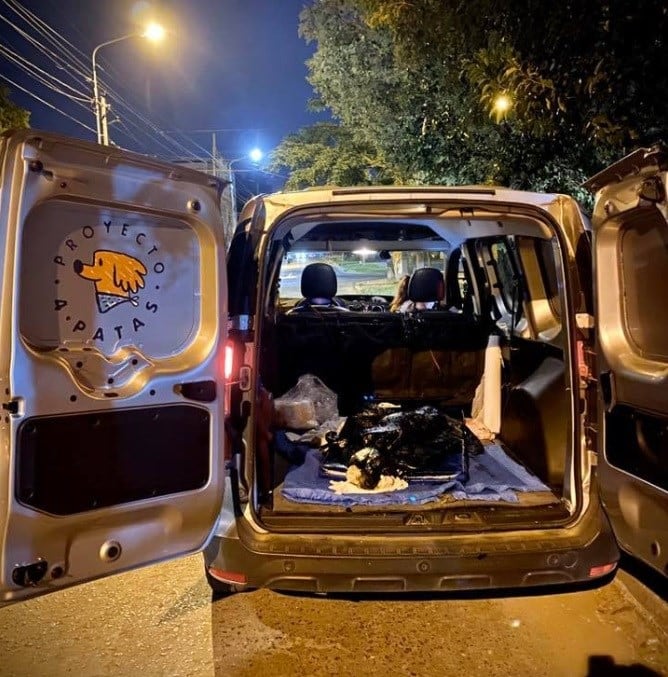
[175, 380, 217, 403]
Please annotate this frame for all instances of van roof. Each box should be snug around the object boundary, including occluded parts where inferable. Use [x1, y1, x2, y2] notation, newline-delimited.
[264, 185, 568, 211]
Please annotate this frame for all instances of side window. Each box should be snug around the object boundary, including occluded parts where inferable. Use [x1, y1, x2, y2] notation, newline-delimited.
[457, 257, 469, 299]
[620, 218, 668, 361]
[535, 239, 562, 317]
[227, 225, 257, 317]
[489, 239, 522, 317]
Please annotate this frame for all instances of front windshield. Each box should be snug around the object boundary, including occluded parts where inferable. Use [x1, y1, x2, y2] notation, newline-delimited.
[278, 250, 448, 301]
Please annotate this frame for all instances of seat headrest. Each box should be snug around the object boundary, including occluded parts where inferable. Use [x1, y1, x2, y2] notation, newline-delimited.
[408, 267, 445, 304]
[301, 262, 337, 300]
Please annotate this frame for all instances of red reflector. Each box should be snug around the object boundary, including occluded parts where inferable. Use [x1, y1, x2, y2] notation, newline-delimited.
[589, 562, 617, 577]
[223, 342, 234, 380]
[208, 567, 247, 585]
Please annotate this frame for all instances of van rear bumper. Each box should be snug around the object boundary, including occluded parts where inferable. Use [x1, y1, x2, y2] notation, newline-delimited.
[204, 499, 620, 593]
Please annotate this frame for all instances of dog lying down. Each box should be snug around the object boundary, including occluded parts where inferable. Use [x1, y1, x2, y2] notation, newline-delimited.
[323, 404, 483, 490]
[328, 447, 410, 494]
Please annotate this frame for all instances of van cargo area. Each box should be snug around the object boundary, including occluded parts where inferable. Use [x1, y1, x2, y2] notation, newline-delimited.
[259, 360, 571, 532]
[243, 201, 578, 533]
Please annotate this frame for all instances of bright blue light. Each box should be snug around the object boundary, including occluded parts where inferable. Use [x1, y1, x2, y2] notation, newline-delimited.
[249, 148, 263, 163]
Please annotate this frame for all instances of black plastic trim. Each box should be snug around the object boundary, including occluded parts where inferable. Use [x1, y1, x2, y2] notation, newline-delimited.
[16, 404, 210, 515]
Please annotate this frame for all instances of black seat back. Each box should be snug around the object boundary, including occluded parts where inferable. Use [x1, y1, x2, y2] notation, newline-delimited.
[288, 262, 343, 313]
[407, 267, 445, 306]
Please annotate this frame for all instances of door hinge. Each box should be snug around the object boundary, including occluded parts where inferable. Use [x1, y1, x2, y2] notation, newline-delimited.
[2, 398, 22, 416]
[576, 313, 595, 330]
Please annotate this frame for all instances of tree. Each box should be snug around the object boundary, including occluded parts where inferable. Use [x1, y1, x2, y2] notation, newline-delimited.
[0, 87, 30, 133]
[299, 0, 667, 199]
[268, 121, 397, 190]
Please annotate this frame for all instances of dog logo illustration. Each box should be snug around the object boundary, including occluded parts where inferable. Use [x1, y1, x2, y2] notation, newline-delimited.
[74, 250, 148, 313]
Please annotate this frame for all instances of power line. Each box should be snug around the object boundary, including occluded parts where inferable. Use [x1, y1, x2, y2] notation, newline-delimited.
[0, 10, 91, 90]
[2, 0, 93, 85]
[0, 44, 90, 102]
[1, 0, 262, 169]
[0, 72, 95, 133]
[164, 128, 267, 133]
[0, 1, 189, 159]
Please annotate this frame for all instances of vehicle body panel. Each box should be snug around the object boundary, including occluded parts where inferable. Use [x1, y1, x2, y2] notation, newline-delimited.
[586, 145, 668, 577]
[0, 130, 227, 604]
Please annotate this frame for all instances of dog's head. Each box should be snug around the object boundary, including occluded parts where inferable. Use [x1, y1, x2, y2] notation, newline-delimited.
[74, 250, 147, 296]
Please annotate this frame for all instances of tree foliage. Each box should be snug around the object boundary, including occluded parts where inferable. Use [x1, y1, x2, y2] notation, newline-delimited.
[293, 0, 667, 199]
[269, 121, 397, 189]
[0, 87, 30, 134]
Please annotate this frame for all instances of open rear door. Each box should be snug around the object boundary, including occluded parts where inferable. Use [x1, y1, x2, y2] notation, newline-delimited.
[0, 130, 227, 603]
[586, 145, 668, 577]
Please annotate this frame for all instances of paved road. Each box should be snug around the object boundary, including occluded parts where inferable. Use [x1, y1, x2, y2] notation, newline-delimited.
[0, 555, 665, 677]
[280, 263, 389, 297]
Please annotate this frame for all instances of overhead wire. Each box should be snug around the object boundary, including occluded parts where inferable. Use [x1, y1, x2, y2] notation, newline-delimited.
[114, 120, 157, 154]
[0, 44, 91, 102]
[0, 72, 96, 133]
[0, 11, 91, 91]
[2, 0, 266, 171]
[98, 79, 213, 158]
[0, 0, 180, 156]
[2, 0, 93, 85]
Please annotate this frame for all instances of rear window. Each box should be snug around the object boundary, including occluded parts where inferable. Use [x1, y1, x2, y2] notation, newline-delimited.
[278, 250, 447, 300]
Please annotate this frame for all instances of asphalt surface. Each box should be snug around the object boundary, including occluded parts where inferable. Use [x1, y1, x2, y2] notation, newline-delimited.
[0, 555, 665, 677]
[279, 263, 389, 297]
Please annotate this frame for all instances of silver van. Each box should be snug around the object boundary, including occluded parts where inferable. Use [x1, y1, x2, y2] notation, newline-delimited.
[0, 129, 665, 604]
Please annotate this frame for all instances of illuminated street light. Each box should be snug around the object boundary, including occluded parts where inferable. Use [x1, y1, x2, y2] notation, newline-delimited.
[228, 149, 265, 219]
[249, 148, 263, 164]
[143, 22, 166, 42]
[492, 93, 513, 122]
[91, 23, 166, 145]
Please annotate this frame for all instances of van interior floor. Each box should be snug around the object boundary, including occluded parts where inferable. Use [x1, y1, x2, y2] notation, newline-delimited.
[263, 439, 567, 523]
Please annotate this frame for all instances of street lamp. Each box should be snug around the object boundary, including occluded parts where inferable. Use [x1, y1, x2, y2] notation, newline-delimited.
[227, 149, 264, 219]
[249, 147, 263, 164]
[91, 23, 165, 145]
[491, 93, 513, 122]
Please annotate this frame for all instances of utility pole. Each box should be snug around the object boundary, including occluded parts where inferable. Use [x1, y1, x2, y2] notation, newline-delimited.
[100, 95, 110, 146]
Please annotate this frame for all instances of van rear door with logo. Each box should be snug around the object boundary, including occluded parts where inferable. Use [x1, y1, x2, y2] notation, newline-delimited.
[0, 130, 227, 603]
[586, 145, 668, 578]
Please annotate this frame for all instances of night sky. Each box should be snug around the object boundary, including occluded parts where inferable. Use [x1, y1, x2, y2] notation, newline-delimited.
[0, 0, 329, 195]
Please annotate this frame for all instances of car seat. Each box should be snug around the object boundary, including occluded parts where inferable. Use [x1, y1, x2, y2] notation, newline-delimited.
[287, 262, 349, 313]
[405, 267, 445, 309]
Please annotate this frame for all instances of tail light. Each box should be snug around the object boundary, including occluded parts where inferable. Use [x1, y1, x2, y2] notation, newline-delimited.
[589, 562, 617, 577]
[223, 340, 237, 418]
[207, 567, 247, 585]
[223, 340, 235, 380]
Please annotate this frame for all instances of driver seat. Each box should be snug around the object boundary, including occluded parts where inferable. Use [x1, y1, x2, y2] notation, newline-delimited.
[287, 262, 348, 313]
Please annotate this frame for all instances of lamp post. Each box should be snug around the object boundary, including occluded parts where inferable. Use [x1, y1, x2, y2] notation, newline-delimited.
[91, 23, 165, 145]
[227, 148, 263, 220]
